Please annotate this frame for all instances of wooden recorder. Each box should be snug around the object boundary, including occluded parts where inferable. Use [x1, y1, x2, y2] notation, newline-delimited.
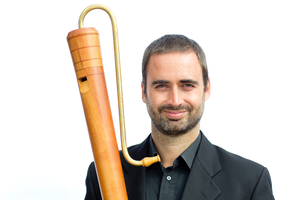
[67, 4, 160, 200]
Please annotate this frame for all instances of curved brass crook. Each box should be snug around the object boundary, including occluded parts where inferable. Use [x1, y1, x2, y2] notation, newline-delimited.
[78, 5, 160, 167]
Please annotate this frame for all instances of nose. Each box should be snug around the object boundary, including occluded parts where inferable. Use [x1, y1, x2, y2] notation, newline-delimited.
[167, 86, 183, 107]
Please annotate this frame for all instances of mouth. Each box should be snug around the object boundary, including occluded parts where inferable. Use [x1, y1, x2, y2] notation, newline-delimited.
[163, 110, 186, 119]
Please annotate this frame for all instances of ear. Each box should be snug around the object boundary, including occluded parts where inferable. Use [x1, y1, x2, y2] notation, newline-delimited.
[204, 78, 211, 101]
[141, 81, 146, 103]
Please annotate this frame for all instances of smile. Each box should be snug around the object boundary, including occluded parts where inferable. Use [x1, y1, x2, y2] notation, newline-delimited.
[163, 110, 186, 119]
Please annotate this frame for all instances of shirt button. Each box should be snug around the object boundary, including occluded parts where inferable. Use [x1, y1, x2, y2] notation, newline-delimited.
[166, 176, 171, 181]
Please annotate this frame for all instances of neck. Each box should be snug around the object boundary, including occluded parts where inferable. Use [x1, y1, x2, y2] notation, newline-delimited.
[151, 123, 200, 168]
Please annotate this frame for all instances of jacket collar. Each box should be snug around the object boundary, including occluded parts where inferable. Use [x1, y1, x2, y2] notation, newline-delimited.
[181, 131, 221, 200]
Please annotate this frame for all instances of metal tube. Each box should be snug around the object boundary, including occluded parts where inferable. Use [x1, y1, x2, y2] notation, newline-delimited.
[77, 4, 160, 167]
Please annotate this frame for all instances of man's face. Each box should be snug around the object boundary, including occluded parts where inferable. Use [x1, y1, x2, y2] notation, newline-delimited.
[142, 52, 211, 136]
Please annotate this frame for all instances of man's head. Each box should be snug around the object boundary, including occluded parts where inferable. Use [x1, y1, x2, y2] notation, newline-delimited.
[141, 35, 211, 136]
[142, 34, 209, 96]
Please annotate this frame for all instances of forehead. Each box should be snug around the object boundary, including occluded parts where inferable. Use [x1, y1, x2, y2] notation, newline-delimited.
[147, 52, 203, 81]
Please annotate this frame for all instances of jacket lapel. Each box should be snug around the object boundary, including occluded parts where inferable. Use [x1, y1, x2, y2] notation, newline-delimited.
[181, 132, 221, 200]
[121, 135, 151, 200]
[123, 164, 146, 200]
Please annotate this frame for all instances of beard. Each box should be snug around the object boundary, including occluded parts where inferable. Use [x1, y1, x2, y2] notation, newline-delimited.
[145, 95, 205, 137]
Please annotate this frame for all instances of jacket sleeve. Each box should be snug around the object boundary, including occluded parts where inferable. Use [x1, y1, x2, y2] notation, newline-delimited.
[84, 162, 102, 200]
[251, 167, 275, 200]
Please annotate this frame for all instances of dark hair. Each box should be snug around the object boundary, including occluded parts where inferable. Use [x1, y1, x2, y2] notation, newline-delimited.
[142, 34, 209, 94]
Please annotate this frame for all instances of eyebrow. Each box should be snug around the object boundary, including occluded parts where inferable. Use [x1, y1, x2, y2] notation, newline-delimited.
[151, 79, 199, 86]
[151, 80, 169, 86]
[180, 79, 199, 85]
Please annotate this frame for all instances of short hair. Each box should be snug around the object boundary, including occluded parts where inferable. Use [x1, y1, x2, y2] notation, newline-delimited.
[142, 34, 209, 95]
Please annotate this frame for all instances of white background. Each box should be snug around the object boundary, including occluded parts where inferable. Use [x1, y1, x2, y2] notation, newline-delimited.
[1, 0, 299, 199]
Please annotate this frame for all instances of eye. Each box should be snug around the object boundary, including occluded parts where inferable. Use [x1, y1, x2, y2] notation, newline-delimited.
[183, 84, 195, 88]
[182, 84, 195, 90]
[180, 80, 198, 89]
[155, 84, 166, 89]
[154, 84, 169, 91]
[183, 84, 193, 87]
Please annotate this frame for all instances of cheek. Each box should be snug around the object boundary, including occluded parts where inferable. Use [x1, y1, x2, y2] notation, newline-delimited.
[184, 92, 204, 107]
[147, 93, 166, 109]
[148, 96, 160, 107]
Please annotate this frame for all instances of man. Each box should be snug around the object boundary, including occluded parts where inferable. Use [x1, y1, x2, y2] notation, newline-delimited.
[84, 35, 275, 200]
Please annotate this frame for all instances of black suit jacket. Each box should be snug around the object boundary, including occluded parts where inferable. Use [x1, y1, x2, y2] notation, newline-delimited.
[84, 132, 274, 200]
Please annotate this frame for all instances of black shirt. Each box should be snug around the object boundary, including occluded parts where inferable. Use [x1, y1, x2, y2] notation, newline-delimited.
[146, 133, 201, 200]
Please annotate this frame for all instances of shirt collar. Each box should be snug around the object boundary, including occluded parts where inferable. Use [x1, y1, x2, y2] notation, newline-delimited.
[148, 132, 201, 169]
[181, 133, 201, 168]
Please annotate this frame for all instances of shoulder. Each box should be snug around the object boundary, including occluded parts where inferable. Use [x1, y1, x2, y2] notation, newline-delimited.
[118, 135, 151, 176]
[214, 145, 264, 172]
[212, 144, 269, 188]
[199, 132, 265, 176]
[212, 145, 274, 199]
[199, 132, 270, 188]
[120, 134, 151, 160]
